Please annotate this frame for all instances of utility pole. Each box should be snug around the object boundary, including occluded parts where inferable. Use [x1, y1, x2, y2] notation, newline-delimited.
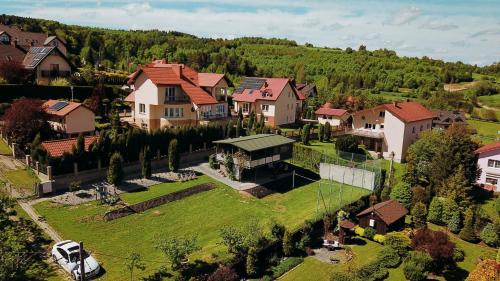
[79, 241, 85, 281]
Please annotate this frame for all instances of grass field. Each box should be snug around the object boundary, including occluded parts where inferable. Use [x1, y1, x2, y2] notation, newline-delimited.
[34, 176, 369, 280]
[279, 238, 384, 281]
[467, 119, 500, 144]
[478, 94, 500, 109]
[3, 168, 38, 193]
[297, 141, 337, 156]
[0, 139, 12, 155]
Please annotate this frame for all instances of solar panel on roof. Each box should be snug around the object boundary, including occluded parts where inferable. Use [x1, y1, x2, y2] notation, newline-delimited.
[235, 78, 266, 93]
[49, 101, 68, 111]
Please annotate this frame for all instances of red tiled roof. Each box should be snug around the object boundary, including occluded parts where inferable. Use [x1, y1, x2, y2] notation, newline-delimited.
[124, 91, 135, 102]
[41, 136, 98, 157]
[339, 220, 357, 229]
[233, 77, 300, 102]
[42, 100, 89, 117]
[128, 63, 218, 105]
[315, 103, 347, 117]
[384, 102, 434, 123]
[357, 200, 408, 225]
[475, 141, 500, 154]
[198, 73, 225, 87]
[0, 45, 25, 63]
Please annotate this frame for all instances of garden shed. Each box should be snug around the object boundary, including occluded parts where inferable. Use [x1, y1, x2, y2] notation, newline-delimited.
[356, 200, 408, 234]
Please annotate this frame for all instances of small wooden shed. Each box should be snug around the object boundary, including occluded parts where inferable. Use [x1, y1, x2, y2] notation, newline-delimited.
[356, 200, 408, 234]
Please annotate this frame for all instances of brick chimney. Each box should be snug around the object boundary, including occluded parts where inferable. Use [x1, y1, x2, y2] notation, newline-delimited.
[172, 64, 181, 78]
[393, 101, 399, 107]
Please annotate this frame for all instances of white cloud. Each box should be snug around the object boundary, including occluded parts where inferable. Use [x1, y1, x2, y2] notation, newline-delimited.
[420, 21, 458, 31]
[387, 7, 421, 25]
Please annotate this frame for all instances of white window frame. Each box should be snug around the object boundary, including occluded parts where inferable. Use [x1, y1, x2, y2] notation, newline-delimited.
[487, 159, 500, 168]
[139, 103, 146, 114]
[261, 104, 269, 112]
[242, 103, 250, 113]
[369, 219, 376, 227]
[216, 104, 225, 114]
[486, 177, 498, 185]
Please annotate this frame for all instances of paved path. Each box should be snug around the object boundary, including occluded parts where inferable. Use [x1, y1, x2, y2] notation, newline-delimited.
[19, 199, 63, 242]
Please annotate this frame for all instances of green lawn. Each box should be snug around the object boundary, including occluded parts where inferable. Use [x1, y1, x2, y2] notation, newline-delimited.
[120, 175, 214, 205]
[479, 94, 500, 109]
[481, 195, 499, 221]
[467, 119, 500, 144]
[3, 168, 38, 193]
[0, 139, 11, 155]
[34, 177, 369, 280]
[297, 141, 337, 157]
[279, 238, 384, 281]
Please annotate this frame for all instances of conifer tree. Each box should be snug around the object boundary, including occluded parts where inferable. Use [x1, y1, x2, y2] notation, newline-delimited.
[323, 122, 331, 142]
[168, 139, 180, 172]
[107, 152, 124, 186]
[459, 208, 477, 242]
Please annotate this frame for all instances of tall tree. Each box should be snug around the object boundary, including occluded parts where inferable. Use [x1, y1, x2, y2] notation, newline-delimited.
[140, 146, 152, 179]
[168, 139, 180, 172]
[107, 152, 124, 186]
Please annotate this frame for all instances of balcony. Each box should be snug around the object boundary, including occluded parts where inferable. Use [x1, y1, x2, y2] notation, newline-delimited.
[215, 153, 281, 168]
[41, 70, 71, 78]
[199, 112, 227, 120]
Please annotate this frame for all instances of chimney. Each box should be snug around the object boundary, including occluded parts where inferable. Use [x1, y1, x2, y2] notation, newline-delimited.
[393, 101, 399, 107]
[172, 64, 181, 78]
[11, 38, 17, 48]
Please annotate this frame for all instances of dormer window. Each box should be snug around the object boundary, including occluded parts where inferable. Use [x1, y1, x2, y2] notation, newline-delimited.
[0, 33, 9, 43]
[379, 111, 385, 118]
[165, 87, 175, 102]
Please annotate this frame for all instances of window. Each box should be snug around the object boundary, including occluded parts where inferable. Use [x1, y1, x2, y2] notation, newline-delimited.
[364, 123, 375, 129]
[164, 107, 184, 118]
[0, 34, 9, 43]
[412, 126, 416, 133]
[216, 104, 225, 115]
[139, 103, 146, 114]
[369, 219, 376, 227]
[488, 159, 500, 168]
[380, 124, 385, 129]
[242, 103, 250, 113]
[261, 104, 269, 112]
[379, 111, 385, 117]
[486, 178, 498, 185]
[165, 87, 175, 102]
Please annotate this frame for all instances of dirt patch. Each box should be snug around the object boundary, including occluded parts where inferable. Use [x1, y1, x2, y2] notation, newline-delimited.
[152, 210, 162, 216]
[243, 185, 275, 198]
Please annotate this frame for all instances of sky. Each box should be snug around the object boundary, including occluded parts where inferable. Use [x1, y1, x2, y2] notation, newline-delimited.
[2, 0, 500, 66]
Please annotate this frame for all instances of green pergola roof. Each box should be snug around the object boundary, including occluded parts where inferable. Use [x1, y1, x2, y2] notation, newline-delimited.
[214, 134, 295, 152]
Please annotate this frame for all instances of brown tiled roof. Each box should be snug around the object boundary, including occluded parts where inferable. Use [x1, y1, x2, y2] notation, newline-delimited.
[384, 102, 434, 123]
[128, 62, 218, 105]
[232, 77, 302, 102]
[475, 141, 500, 154]
[0, 45, 25, 63]
[432, 110, 466, 125]
[315, 103, 348, 117]
[357, 200, 408, 225]
[339, 220, 357, 229]
[43, 100, 90, 117]
[198, 73, 225, 87]
[0, 24, 48, 50]
[41, 136, 98, 157]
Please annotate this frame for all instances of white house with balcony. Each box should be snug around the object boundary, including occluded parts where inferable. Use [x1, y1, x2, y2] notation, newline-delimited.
[476, 142, 500, 192]
[350, 101, 434, 162]
[124, 60, 229, 131]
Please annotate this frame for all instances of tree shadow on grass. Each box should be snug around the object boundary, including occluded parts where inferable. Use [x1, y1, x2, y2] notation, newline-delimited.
[347, 237, 367, 246]
[442, 266, 469, 281]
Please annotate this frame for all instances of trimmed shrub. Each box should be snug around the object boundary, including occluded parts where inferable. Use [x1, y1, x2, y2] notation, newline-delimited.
[282, 230, 294, 256]
[363, 226, 376, 240]
[480, 223, 499, 247]
[390, 181, 412, 209]
[373, 234, 386, 244]
[427, 197, 444, 224]
[377, 247, 401, 268]
[447, 210, 461, 233]
[107, 152, 123, 186]
[268, 257, 304, 279]
[354, 226, 365, 237]
[356, 260, 388, 281]
[384, 232, 411, 257]
[318, 124, 324, 142]
[411, 202, 427, 228]
[459, 208, 477, 242]
[208, 154, 216, 169]
[301, 124, 311, 145]
[403, 251, 432, 281]
[452, 248, 465, 262]
[323, 122, 331, 142]
[168, 139, 180, 172]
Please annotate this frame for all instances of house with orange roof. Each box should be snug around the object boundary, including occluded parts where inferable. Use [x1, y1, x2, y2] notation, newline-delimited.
[43, 100, 95, 136]
[350, 101, 434, 162]
[475, 142, 500, 192]
[41, 136, 98, 157]
[125, 60, 229, 130]
[315, 102, 350, 127]
[232, 77, 304, 127]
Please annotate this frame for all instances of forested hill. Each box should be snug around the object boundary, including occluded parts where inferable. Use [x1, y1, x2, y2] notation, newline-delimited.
[1, 14, 499, 104]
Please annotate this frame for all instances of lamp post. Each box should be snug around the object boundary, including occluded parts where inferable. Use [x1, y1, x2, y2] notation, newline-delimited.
[70, 85, 74, 101]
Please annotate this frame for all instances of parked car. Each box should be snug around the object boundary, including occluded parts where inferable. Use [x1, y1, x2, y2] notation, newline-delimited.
[51, 240, 100, 280]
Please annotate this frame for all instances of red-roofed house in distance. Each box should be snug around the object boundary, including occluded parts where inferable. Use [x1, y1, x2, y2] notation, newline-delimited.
[43, 100, 95, 136]
[350, 101, 434, 162]
[232, 77, 303, 127]
[125, 60, 229, 131]
[41, 136, 98, 158]
[475, 141, 500, 192]
[315, 102, 350, 127]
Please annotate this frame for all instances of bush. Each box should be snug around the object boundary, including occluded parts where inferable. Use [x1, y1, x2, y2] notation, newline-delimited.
[356, 260, 388, 281]
[411, 202, 427, 228]
[168, 139, 180, 172]
[377, 247, 401, 268]
[69, 181, 81, 192]
[453, 248, 465, 262]
[336, 135, 360, 153]
[480, 223, 499, 247]
[208, 154, 216, 169]
[427, 197, 444, 224]
[207, 266, 239, 281]
[373, 234, 386, 244]
[459, 208, 477, 242]
[49, 77, 71, 86]
[107, 152, 123, 186]
[384, 232, 411, 257]
[447, 210, 461, 233]
[301, 124, 311, 145]
[390, 181, 412, 209]
[363, 226, 376, 240]
[354, 226, 365, 237]
[268, 257, 304, 279]
[403, 251, 432, 281]
[323, 122, 331, 142]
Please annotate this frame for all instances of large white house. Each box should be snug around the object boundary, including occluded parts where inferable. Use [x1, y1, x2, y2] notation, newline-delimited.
[350, 101, 434, 162]
[232, 77, 305, 127]
[125, 60, 229, 131]
[475, 142, 500, 192]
